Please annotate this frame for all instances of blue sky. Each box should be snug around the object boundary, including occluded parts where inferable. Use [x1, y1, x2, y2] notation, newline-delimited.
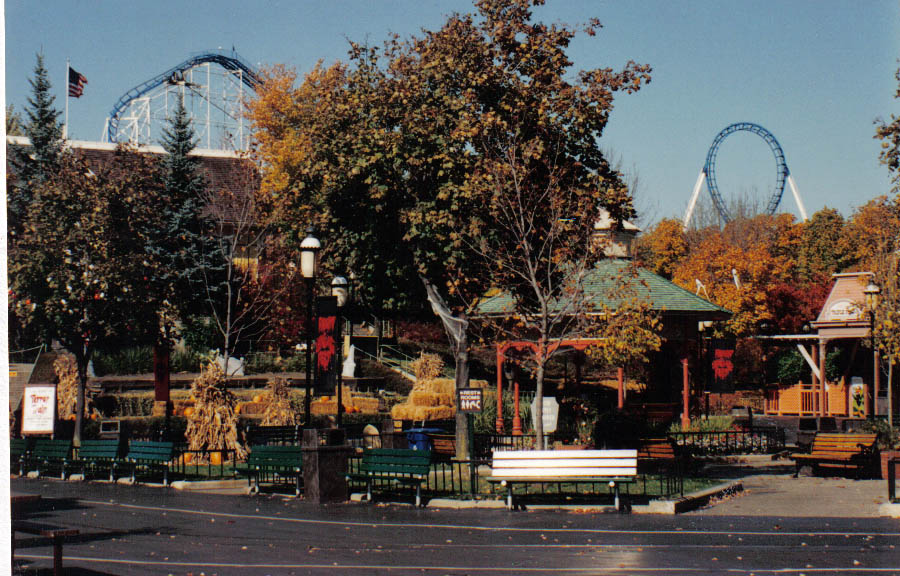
[5, 0, 899, 225]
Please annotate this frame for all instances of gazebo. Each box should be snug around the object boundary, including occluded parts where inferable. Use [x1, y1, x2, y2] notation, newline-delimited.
[476, 259, 731, 432]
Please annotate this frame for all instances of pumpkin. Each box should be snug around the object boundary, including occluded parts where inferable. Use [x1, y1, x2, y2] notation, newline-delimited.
[90, 413, 99, 420]
[183, 406, 195, 418]
[183, 452, 194, 464]
[252, 394, 264, 404]
[210, 451, 223, 466]
[67, 414, 77, 421]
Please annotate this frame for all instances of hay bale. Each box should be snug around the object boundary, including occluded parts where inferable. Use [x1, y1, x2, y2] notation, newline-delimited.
[424, 378, 455, 395]
[409, 391, 440, 407]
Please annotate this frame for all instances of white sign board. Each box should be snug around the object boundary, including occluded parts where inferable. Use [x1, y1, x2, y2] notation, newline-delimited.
[530, 396, 559, 433]
[22, 384, 56, 435]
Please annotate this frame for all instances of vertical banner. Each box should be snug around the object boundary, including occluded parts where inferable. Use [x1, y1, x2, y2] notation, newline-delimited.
[316, 296, 338, 375]
[709, 338, 736, 393]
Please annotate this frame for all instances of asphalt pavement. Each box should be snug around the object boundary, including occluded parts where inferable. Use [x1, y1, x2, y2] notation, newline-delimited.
[10, 467, 900, 576]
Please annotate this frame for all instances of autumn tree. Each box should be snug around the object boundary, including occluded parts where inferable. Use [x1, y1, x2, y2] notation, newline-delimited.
[10, 149, 163, 443]
[634, 218, 688, 279]
[388, 0, 650, 448]
[249, 0, 650, 450]
[876, 66, 900, 195]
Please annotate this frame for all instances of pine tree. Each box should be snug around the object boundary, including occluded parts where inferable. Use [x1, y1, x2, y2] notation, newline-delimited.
[154, 97, 211, 335]
[10, 53, 64, 236]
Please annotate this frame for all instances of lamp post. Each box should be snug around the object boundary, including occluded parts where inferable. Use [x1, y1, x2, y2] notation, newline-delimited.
[300, 228, 320, 427]
[865, 281, 881, 418]
[504, 363, 522, 436]
[332, 275, 350, 428]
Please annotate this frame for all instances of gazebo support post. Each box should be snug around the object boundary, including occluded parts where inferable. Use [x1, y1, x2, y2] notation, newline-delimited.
[617, 367, 625, 410]
[811, 343, 819, 416]
[819, 339, 828, 417]
[512, 381, 522, 435]
[681, 357, 690, 430]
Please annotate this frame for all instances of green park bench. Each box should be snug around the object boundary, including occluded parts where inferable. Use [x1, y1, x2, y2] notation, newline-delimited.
[236, 444, 304, 496]
[24, 438, 73, 479]
[348, 448, 432, 507]
[64, 439, 123, 481]
[10, 438, 31, 476]
[120, 441, 177, 485]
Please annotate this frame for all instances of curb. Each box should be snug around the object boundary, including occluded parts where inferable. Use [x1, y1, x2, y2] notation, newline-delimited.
[879, 502, 900, 518]
[170, 479, 247, 492]
[639, 480, 743, 515]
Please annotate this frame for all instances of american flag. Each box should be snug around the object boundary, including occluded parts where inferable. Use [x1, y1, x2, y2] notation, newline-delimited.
[68, 67, 87, 98]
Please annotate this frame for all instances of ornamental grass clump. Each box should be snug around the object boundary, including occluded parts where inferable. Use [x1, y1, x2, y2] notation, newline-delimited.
[259, 377, 296, 426]
[185, 361, 246, 460]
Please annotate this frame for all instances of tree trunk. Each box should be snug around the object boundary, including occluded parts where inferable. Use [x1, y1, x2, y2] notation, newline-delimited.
[534, 360, 545, 450]
[74, 356, 88, 447]
[422, 278, 470, 459]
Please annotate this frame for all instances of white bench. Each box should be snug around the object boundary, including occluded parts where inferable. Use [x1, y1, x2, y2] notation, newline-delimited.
[488, 449, 638, 511]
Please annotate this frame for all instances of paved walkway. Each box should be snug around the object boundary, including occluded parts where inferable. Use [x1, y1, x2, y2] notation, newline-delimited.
[689, 455, 898, 518]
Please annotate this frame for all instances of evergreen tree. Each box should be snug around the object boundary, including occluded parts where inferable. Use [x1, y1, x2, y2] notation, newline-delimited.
[152, 97, 211, 341]
[9, 53, 65, 237]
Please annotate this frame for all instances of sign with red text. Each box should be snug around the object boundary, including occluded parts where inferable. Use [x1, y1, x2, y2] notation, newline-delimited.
[22, 384, 57, 435]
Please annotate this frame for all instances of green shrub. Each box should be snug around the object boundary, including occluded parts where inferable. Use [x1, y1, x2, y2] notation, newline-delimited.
[474, 390, 531, 435]
[92, 347, 153, 376]
[668, 415, 735, 433]
[114, 393, 156, 417]
[857, 419, 900, 450]
[171, 348, 203, 373]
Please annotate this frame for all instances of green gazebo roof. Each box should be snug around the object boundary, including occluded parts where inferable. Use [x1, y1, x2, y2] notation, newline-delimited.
[475, 259, 731, 319]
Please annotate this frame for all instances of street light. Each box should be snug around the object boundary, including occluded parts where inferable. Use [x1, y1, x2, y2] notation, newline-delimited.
[332, 275, 350, 428]
[865, 280, 881, 418]
[300, 228, 320, 427]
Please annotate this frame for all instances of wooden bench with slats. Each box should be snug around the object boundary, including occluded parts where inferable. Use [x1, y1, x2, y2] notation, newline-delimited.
[637, 438, 681, 474]
[488, 449, 637, 511]
[790, 432, 878, 478]
[430, 434, 456, 461]
[348, 448, 432, 507]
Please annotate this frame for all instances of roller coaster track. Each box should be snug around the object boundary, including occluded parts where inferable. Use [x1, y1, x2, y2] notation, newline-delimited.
[106, 50, 260, 144]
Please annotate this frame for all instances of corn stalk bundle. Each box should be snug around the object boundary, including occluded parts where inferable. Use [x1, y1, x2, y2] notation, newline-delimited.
[410, 353, 444, 383]
[185, 362, 247, 460]
[260, 377, 296, 426]
[53, 354, 78, 418]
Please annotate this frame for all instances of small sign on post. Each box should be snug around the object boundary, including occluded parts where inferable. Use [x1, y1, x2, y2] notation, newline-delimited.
[22, 384, 57, 435]
[457, 388, 483, 413]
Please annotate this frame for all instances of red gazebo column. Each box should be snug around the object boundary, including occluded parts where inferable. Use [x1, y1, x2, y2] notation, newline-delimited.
[512, 381, 522, 435]
[495, 346, 504, 434]
[617, 367, 625, 410]
[681, 357, 690, 429]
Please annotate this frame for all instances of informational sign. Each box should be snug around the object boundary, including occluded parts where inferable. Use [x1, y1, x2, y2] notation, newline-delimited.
[849, 377, 865, 419]
[530, 396, 559, 433]
[457, 388, 483, 413]
[21, 384, 56, 435]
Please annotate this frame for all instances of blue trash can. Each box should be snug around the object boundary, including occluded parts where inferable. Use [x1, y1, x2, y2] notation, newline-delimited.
[406, 428, 444, 451]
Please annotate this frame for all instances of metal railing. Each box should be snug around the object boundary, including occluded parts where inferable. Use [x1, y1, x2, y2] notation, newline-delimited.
[668, 427, 786, 456]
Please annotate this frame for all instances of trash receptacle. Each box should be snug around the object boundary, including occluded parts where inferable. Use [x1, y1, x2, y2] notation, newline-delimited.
[406, 428, 444, 451]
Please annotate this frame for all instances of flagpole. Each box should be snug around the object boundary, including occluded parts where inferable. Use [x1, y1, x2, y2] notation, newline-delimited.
[65, 59, 69, 140]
